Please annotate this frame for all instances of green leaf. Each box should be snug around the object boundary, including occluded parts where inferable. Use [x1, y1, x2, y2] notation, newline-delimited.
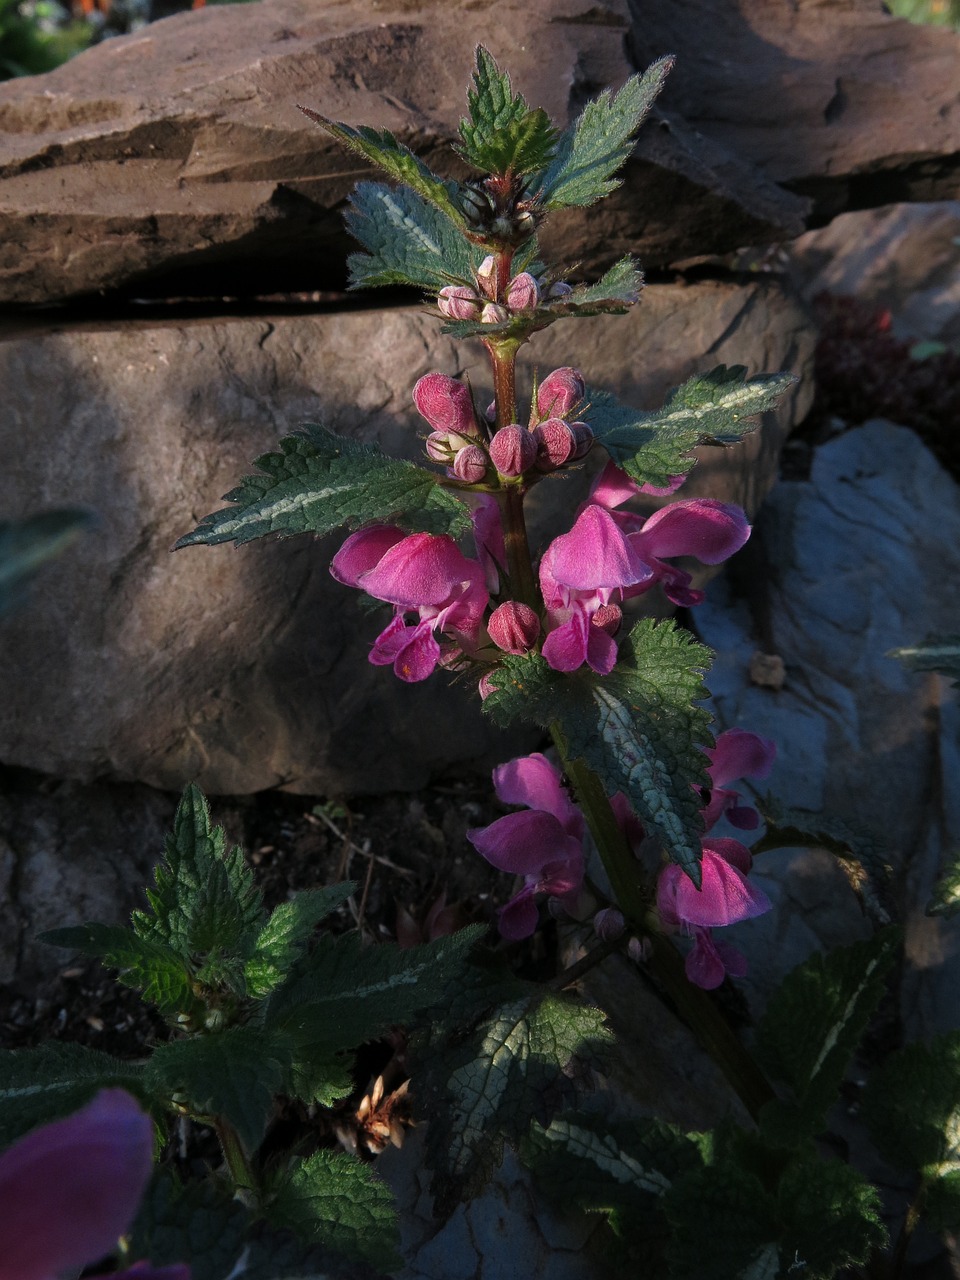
[266, 1149, 401, 1272]
[262, 926, 484, 1056]
[540, 57, 674, 208]
[0, 508, 93, 614]
[345, 181, 482, 291]
[663, 1158, 779, 1280]
[245, 884, 356, 998]
[546, 256, 643, 316]
[588, 366, 797, 489]
[890, 633, 960, 689]
[483, 619, 713, 881]
[0, 1042, 145, 1148]
[297, 107, 465, 227]
[424, 990, 611, 1215]
[146, 1025, 290, 1153]
[927, 848, 960, 918]
[861, 1031, 960, 1179]
[457, 46, 558, 176]
[777, 1154, 886, 1279]
[176, 425, 471, 549]
[39, 923, 201, 1022]
[755, 931, 899, 1145]
[924, 1170, 960, 1233]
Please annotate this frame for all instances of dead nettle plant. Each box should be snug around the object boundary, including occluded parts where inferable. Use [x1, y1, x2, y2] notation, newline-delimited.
[2, 49, 959, 1280]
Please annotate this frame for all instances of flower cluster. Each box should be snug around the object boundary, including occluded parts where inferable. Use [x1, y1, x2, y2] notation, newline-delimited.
[467, 729, 774, 989]
[436, 253, 573, 325]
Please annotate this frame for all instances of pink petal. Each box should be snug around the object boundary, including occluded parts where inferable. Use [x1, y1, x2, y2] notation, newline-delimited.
[672, 847, 771, 928]
[467, 810, 581, 877]
[548, 506, 654, 592]
[637, 499, 751, 564]
[498, 887, 540, 940]
[492, 754, 579, 830]
[703, 837, 755, 875]
[469, 495, 506, 594]
[590, 459, 641, 511]
[708, 728, 777, 789]
[329, 525, 405, 587]
[542, 610, 590, 673]
[685, 931, 728, 990]
[360, 534, 482, 608]
[585, 619, 619, 675]
[0, 1089, 153, 1280]
[391, 622, 442, 683]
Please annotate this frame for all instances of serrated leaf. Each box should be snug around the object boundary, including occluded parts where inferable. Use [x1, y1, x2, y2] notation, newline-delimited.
[890, 633, 960, 689]
[298, 107, 464, 228]
[245, 884, 357, 999]
[540, 57, 674, 208]
[457, 46, 558, 176]
[176, 425, 471, 549]
[39, 923, 200, 1022]
[424, 991, 611, 1215]
[262, 926, 484, 1056]
[345, 181, 481, 291]
[267, 1149, 401, 1272]
[0, 1042, 145, 1148]
[755, 931, 899, 1145]
[588, 366, 797, 489]
[0, 508, 93, 614]
[663, 1158, 778, 1280]
[928, 849, 960, 918]
[146, 1025, 290, 1153]
[777, 1154, 886, 1279]
[548, 256, 643, 315]
[483, 619, 713, 880]
[861, 1031, 960, 1179]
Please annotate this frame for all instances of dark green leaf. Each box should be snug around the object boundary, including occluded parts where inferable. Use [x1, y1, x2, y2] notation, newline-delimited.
[345, 181, 481, 291]
[756, 931, 899, 1145]
[862, 1031, 960, 1177]
[924, 1171, 960, 1233]
[588, 366, 797, 489]
[546, 256, 643, 316]
[298, 107, 464, 227]
[457, 46, 558, 176]
[778, 1154, 886, 1279]
[0, 1042, 145, 1148]
[0, 508, 93, 614]
[663, 1158, 778, 1280]
[540, 57, 674, 208]
[889, 634, 960, 689]
[266, 1149, 401, 1272]
[146, 1025, 290, 1153]
[483, 619, 713, 881]
[39, 923, 200, 1022]
[245, 884, 357, 999]
[927, 848, 960, 919]
[176, 425, 471, 549]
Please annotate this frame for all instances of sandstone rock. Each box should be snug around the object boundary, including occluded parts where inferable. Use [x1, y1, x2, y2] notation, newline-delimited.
[0, 278, 814, 795]
[695, 422, 960, 1041]
[0, 0, 806, 305]
[627, 0, 960, 221]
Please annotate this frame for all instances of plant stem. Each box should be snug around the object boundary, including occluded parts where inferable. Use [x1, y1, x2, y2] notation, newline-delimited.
[499, 483, 537, 606]
[548, 935, 625, 991]
[486, 337, 518, 428]
[213, 1116, 257, 1197]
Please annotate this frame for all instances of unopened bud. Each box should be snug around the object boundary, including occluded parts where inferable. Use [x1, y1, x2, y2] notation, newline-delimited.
[488, 601, 541, 654]
[536, 367, 585, 421]
[481, 302, 509, 325]
[489, 424, 538, 477]
[438, 285, 481, 321]
[546, 281, 573, 301]
[413, 373, 477, 436]
[478, 672, 497, 700]
[452, 444, 489, 485]
[570, 421, 594, 460]
[628, 936, 653, 964]
[484, 399, 497, 424]
[534, 418, 575, 470]
[593, 907, 626, 941]
[475, 255, 498, 300]
[592, 603, 623, 637]
[507, 272, 540, 312]
[425, 430, 475, 464]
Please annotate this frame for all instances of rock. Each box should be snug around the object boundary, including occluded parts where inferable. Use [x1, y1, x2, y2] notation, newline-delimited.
[0, 0, 806, 305]
[627, 0, 960, 221]
[0, 277, 814, 795]
[695, 422, 960, 1040]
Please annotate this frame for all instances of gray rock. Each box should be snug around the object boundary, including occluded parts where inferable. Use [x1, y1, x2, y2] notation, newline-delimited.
[0, 279, 813, 795]
[695, 422, 960, 1039]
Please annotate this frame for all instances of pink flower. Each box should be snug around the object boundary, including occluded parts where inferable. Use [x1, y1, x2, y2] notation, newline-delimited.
[0, 1089, 187, 1280]
[437, 285, 481, 321]
[467, 754, 585, 939]
[488, 600, 541, 654]
[331, 527, 488, 682]
[700, 728, 776, 832]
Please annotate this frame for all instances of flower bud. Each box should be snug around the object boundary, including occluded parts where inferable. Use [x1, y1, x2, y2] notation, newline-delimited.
[481, 302, 509, 325]
[484, 399, 497, 424]
[489, 424, 538, 477]
[438, 285, 481, 321]
[488, 600, 541, 654]
[536, 366, 585, 421]
[546, 281, 573, 301]
[593, 907, 626, 941]
[413, 373, 477, 436]
[425, 430, 475, 464]
[506, 272, 540, 313]
[592, 603, 623, 637]
[534, 418, 575, 470]
[452, 444, 489, 484]
[475, 255, 498, 300]
[570, 421, 594, 460]
[478, 672, 497, 700]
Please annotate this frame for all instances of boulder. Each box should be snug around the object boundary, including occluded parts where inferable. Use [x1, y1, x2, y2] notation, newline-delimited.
[0, 277, 814, 795]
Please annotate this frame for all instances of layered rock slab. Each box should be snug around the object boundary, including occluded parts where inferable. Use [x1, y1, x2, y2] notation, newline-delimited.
[0, 278, 813, 795]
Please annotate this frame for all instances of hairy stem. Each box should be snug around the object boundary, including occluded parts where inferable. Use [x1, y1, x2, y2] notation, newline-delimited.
[498, 483, 537, 606]
[213, 1116, 257, 1197]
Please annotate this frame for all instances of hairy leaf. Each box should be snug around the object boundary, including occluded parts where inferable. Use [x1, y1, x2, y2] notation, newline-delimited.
[298, 108, 464, 226]
[0, 508, 93, 614]
[547, 256, 643, 315]
[540, 57, 674, 208]
[755, 931, 899, 1146]
[39, 923, 200, 1022]
[483, 619, 713, 881]
[176, 425, 471, 549]
[0, 1042, 145, 1148]
[245, 883, 357, 998]
[146, 1025, 290, 1153]
[927, 849, 960, 919]
[267, 1149, 401, 1272]
[778, 1155, 886, 1280]
[861, 1031, 960, 1180]
[663, 1158, 778, 1280]
[588, 366, 797, 489]
[457, 46, 558, 176]
[890, 633, 960, 689]
[345, 181, 481, 291]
